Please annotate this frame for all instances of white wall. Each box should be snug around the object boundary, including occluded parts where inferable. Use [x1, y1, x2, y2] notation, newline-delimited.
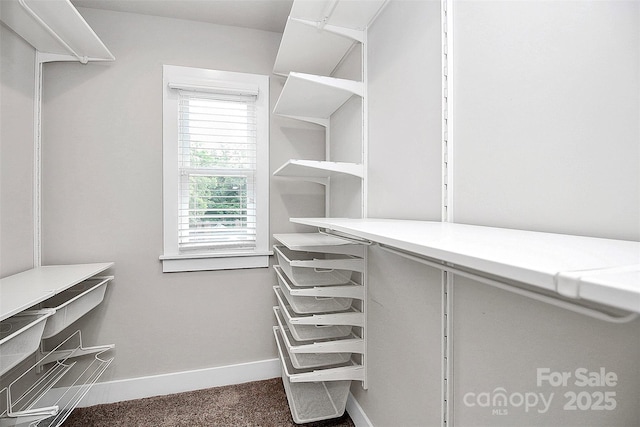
[351, 1, 444, 425]
[449, 1, 640, 425]
[452, 0, 640, 240]
[0, 23, 35, 277]
[357, 0, 639, 426]
[367, 0, 443, 221]
[40, 7, 323, 382]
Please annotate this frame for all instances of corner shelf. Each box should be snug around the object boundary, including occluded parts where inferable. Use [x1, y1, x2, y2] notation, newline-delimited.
[273, 72, 363, 126]
[273, 160, 363, 185]
[0, 0, 114, 63]
[274, 0, 388, 77]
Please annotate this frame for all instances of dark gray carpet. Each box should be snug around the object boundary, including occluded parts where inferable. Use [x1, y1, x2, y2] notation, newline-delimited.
[62, 378, 355, 426]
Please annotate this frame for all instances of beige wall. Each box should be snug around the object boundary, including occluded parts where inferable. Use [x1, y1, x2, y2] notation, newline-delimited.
[40, 7, 323, 381]
[0, 23, 35, 278]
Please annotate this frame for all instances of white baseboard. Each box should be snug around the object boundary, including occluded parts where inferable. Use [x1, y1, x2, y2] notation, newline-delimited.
[75, 358, 281, 407]
[346, 392, 373, 427]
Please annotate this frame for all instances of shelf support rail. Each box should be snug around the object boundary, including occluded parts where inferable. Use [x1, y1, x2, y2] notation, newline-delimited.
[376, 244, 638, 324]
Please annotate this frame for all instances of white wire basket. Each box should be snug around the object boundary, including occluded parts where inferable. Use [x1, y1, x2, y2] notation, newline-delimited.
[275, 266, 353, 314]
[273, 327, 351, 424]
[274, 245, 360, 286]
[0, 310, 53, 377]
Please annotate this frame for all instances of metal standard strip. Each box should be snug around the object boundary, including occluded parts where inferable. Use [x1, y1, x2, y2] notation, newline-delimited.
[377, 244, 638, 324]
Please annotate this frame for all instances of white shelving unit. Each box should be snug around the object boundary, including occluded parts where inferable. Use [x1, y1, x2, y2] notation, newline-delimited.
[271, 1, 386, 208]
[290, 218, 640, 317]
[0, 264, 115, 427]
[0, 0, 114, 63]
[271, 1, 387, 422]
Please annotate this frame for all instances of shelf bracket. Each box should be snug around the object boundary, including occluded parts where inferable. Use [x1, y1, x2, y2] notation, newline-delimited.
[290, 17, 365, 43]
[276, 114, 330, 128]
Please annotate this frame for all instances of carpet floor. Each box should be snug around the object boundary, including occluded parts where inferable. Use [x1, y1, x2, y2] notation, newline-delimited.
[62, 378, 355, 427]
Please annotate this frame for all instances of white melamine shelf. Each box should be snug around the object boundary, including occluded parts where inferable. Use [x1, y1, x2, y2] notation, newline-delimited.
[274, 0, 387, 76]
[0, 263, 114, 322]
[0, 0, 114, 63]
[273, 160, 363, 184]
[273, 73, 363, 124]
[290, 218, 640, 314]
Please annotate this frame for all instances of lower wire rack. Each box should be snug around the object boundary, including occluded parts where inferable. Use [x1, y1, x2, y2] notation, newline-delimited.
[0, 330, 114, 427]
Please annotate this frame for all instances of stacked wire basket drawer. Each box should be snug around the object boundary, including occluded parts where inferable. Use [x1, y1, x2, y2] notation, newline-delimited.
[272, 233, 365, 424]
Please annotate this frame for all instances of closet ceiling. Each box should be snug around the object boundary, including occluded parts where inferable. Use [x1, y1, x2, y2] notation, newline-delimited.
[71, 0, 293, 33]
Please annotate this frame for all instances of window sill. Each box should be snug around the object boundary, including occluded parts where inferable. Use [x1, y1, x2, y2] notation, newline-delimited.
[159, 251, 273, 273]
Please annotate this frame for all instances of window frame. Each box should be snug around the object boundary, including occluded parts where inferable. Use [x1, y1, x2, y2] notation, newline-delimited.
[161, 65, 270, 272]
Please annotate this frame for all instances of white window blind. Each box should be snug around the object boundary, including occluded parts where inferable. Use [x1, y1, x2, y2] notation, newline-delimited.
[177, 90, 258, 252]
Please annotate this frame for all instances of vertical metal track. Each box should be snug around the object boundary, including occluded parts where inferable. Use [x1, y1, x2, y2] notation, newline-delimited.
[33, 54, 44, 268]
[361, 29, 368, 390]
[441, 0, 454, 426]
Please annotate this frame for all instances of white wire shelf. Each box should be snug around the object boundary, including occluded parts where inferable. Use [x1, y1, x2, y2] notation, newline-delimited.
[0, 0, 114, 63]
[0, 331, 114, 427]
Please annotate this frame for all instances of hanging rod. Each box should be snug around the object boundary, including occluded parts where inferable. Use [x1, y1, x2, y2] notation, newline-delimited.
[319, 228, 373, 246]
[377, 244, 638, 324]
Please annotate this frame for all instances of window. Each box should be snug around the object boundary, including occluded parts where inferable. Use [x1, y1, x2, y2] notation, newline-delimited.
[161, 65, 270, 272]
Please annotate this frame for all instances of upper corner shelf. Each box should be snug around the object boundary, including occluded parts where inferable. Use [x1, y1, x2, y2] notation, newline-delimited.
[0, 0, 114, 63]
[273, 0, 388, 77]
[274, 72, 364, 125]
